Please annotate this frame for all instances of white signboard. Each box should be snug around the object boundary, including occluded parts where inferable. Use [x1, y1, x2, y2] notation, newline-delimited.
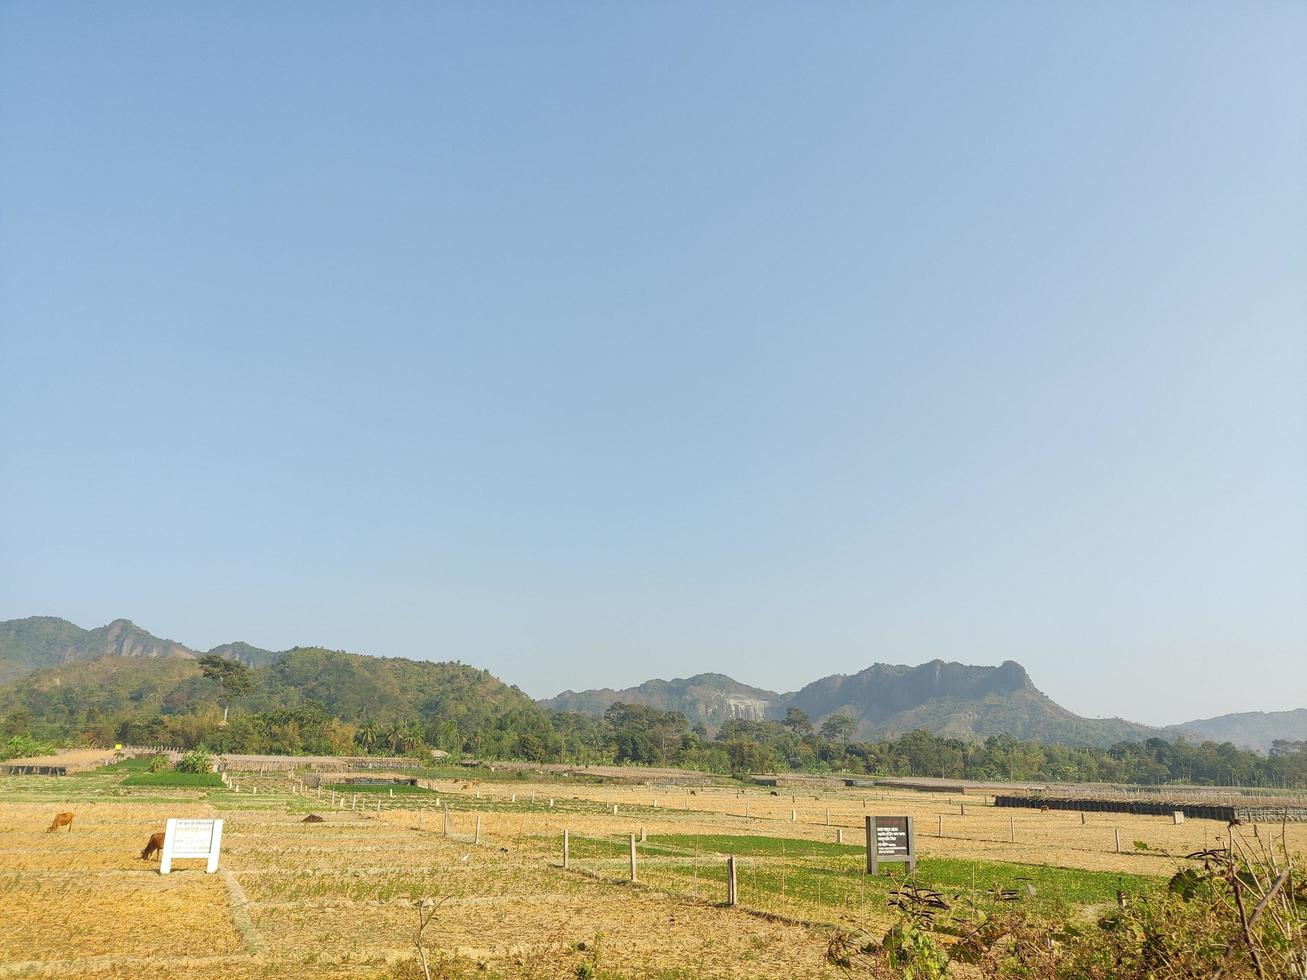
[160, 818, 223, 874]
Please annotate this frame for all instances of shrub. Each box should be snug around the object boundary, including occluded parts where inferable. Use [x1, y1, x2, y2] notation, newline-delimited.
[176, 748, 213, 774]
[831, 830, 1303, 979]
[0, 733, 57, 761]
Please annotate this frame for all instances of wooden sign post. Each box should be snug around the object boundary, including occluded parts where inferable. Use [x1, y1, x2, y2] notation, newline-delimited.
[159, 818, 224, 874]
[865, 815, 915, 875]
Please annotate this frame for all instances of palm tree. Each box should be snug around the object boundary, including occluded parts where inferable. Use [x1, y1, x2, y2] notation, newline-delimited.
[405, 721, 426, 752]
[385, 722, 406, 755]
[356, 720, 380, 754]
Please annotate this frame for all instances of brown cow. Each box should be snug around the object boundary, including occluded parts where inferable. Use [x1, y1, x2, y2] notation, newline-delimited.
[47, 812, 74, 833]
[140, 832, 166, 861]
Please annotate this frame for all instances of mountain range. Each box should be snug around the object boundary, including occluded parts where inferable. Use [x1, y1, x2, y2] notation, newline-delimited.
[544, 662, 1158, 746]
[0, 616, 281, 686]
[0, 616, 1302, 752]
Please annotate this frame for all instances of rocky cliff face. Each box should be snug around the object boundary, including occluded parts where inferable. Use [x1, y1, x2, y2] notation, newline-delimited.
[540, 673, 778, 731]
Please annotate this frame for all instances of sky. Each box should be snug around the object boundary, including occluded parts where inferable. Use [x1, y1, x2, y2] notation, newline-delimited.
[1, 2, 1304, 726]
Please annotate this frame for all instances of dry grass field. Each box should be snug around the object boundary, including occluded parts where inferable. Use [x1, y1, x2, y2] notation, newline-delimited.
[1, 765, 1303, 978]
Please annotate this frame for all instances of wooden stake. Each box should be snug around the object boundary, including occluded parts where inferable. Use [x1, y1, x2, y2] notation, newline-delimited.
[475, 815, 481, 845]
[726, 855, 737, 906]
[629, 834, 637, 881]
[1114, 828, 1121, 853]
[563, 829, 569, 869]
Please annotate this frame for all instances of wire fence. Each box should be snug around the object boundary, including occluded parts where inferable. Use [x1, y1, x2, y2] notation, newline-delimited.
[557, 827, 887, 927]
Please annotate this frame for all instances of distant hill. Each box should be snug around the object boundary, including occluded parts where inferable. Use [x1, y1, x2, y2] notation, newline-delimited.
[541, 673, 780, 729]
[545, 660, 1158, 748]
[1166, 709, 1307, 754]
[256, 647, 542, 729]
[0, 645, 542, 735]
[0, 616, 281, 685]
[771, 660, 1156, 746]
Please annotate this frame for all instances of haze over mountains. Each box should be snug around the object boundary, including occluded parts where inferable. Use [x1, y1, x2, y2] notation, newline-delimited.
[1, 616, 1303, 752]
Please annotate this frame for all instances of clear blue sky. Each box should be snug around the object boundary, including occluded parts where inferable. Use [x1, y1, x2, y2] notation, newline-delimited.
[2, 2, 1304, 725]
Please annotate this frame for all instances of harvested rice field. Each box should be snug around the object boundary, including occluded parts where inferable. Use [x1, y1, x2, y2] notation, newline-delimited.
[1, 765, 1303, 978]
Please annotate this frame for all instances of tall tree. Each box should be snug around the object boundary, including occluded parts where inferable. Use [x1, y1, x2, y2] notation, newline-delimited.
[197, 654, 253, 725]
[820, 713, 857, 750]
[783, 707, 814, 737]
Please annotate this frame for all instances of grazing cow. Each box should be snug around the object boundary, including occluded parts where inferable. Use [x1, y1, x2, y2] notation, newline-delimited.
[141, 832, 166, 861]
[47, 812, 74, 833]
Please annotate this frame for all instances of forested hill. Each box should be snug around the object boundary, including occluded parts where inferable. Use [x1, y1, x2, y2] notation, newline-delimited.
[0, 646, 547, 753]
[1165, 709, 1307, 754]
[0, 616, 281, 685]
[256, 648, 542, 729]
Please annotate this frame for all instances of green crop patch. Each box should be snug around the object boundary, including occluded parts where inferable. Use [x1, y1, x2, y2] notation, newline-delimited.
[324, 782, 435, 794]
[563, 832, 1159, 918]
[97, 757, 156, 772]
[121, 771, 224, 788]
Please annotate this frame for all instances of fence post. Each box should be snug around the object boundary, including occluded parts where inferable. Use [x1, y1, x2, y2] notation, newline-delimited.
[563, 830, 570, 869]
[1009, 816, 1015, 843]
[629, 834, 637, 881]
[837, 827, 844, 845]
[475, 815, 482, 846]
[865, 815, 877, 875]
[726, 855, 737, 906]
[444, 803, 450, 837]
[1114, 828, 1121, 853]
[938, 815, 943, 837]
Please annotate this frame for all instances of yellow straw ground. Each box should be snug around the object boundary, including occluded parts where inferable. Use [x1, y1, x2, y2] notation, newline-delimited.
[2, 775, 1302, 978]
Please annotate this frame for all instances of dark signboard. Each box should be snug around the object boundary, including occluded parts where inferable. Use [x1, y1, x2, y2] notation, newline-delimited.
[875, 816, 910, 856]
[865, 815, 916, 873]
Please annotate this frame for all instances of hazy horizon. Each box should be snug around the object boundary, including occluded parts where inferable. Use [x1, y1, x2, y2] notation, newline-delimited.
[3, 3, 1305, 727]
